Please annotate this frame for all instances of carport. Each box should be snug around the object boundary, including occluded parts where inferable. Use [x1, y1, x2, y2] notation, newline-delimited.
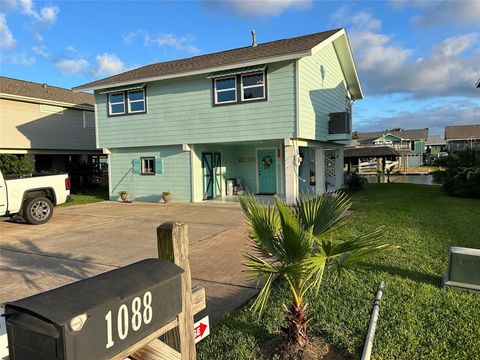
[345, 145, 400, 175]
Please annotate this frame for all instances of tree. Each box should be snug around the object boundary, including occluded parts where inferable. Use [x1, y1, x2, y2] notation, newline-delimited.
[0, 154, 33, 175]
[239, 193, 397, 359]
[352, 131, 359, 139]
[433, 150, 480, 199]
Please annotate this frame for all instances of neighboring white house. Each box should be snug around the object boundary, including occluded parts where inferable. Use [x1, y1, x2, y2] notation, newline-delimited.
[0, 76, 105, 174]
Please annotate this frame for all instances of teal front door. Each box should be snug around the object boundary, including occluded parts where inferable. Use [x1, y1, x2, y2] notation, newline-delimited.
[202, 152, 221, 199]
[257, 149, 277, 194]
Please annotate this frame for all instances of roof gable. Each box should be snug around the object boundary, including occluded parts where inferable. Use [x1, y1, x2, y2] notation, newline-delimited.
[374, 133, 403, 142]
[73, 28, 363, 94]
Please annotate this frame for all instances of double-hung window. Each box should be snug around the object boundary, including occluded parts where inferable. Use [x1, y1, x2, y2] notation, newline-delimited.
[141, 157, 155, 175]
[214, 77, 237, 104]
[108, 93, 125, 115]
[128, 89, 146, 113]
[241, 72, 265, 101]
[108, 87, 146, 116]
[212, 69, 266, 105]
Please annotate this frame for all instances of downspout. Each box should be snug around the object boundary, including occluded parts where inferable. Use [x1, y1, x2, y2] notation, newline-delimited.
[295, 59, 300, 139]
[361, 281, 385, 360]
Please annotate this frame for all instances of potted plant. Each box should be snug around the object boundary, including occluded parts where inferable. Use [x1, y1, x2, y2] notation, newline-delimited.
[162, 191, 172, 203]
[118, 191, 129, 201]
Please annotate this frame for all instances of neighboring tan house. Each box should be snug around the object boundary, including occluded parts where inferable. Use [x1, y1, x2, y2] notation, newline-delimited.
[74, 28, 363, 203]
[0, 77, 107, 186]
[445, 124, 480, 152]
[356, 128, 428, 166]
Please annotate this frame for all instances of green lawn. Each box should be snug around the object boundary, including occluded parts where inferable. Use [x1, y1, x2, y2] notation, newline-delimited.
[59, 187, 109, 206]
[197, 184, 480, 360]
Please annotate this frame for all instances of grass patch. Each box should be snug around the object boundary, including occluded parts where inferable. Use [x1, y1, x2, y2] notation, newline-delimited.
[60, 187, 109, 206]
[197, 183, 480, 359]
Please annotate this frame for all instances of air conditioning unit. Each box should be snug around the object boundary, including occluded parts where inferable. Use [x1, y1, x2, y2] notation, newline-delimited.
[328, 112, 351, 134]
[443, 246, 480, 292]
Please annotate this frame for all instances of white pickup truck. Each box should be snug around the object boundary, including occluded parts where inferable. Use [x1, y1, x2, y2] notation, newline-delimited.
[0, 170, 70, 225]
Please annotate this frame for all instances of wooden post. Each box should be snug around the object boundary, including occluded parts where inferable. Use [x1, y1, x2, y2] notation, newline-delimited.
[112, 222, 205, 360]
[156, 222, 196, 360]
[382, 156, 386, 183]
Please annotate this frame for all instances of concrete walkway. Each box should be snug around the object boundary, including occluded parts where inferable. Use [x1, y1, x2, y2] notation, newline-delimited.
[0, 201, 259, 323]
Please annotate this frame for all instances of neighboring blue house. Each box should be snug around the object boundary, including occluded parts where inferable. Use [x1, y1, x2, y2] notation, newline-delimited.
[74, 28, 363, 203]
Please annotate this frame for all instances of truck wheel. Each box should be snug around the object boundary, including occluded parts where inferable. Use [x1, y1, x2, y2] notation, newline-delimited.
[24, 197, 54, 225]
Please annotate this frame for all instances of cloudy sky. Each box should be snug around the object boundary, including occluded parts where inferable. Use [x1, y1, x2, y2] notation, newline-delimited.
[1, 0, 479, 136]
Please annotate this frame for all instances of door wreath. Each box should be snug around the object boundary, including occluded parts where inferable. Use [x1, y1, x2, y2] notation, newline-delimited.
[262, 155, 273, 169]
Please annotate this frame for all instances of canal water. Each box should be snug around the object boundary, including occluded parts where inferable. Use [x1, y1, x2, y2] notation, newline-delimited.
[363, 174, 437, 185]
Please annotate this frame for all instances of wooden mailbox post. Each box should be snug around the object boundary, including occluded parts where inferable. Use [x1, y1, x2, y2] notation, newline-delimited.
[111, 222, 206, 360]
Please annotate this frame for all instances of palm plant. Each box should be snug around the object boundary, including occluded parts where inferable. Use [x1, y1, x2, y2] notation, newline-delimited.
[239, 192, 397, 358]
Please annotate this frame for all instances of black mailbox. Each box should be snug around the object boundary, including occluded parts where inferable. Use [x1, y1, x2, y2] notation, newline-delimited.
[5, 258, 183, 360]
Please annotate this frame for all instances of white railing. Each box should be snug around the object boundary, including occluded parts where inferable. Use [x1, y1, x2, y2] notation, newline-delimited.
[325, 157, 336, 187]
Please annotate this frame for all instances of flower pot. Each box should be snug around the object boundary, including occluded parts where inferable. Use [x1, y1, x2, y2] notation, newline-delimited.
[162, 194, 172, 203]
[120, 193, 129, 201]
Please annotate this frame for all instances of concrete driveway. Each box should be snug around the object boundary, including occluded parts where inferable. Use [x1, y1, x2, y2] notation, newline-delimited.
[0, 201, 258, 323]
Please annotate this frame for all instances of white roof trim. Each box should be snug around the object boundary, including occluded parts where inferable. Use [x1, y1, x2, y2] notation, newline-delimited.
[74, 51, 312, 92]
[328, 30, 364, 100]
[0, 93, 94, 110]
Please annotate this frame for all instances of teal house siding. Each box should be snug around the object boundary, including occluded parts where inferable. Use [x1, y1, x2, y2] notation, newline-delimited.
[191, 140, 283, 200]
[96, 61, 296, 149]
[298, 42, 349, 141]
[110, 145, 191, 202]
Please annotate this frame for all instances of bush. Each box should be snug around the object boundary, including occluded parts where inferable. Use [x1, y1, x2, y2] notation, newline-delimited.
[433, 150, 480, 199]
[0, 154, 33, 175]
[345, 172, 368, 191]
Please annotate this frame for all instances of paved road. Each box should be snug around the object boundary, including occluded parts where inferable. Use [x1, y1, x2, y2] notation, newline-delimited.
[0, 201, 258, 323]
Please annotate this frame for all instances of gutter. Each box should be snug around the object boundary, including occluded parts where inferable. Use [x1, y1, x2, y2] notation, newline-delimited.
[0, 93, 94, 110]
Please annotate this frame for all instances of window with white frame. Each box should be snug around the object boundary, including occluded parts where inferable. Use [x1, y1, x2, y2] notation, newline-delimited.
[214, 77, 237, 104]
[83, 111, 95, 128]
[128, 89, 146, 113]
[141, 157, 155, 175]
[108, 92, 125, 115]
[241, 72, 265, 101]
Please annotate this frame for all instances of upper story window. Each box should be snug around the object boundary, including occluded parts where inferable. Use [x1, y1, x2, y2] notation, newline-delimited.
[108, 87, 146, 116]
[212, 69, 267, 106]
[214, 77, 237, 104]
[241, 72, 265, 101]
[128, 90, 146, 113]
[109, 93, 126, 115]
[83, 111, 95, 128]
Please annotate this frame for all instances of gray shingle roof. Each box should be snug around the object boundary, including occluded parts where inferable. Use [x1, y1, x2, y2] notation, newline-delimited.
[425, 135, 446, 146]
[345, 146, 399, 158]
[445, 124, 480, 140]
[74, 28, 342, 91]
[358, 128, 428, 142]
[0, 76, 94, 106]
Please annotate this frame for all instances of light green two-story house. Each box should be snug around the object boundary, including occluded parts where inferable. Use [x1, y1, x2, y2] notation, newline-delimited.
[74, 28, 363, 203]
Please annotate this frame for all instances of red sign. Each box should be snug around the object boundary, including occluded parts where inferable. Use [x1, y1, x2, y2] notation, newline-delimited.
[194, 316, 210, 343]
